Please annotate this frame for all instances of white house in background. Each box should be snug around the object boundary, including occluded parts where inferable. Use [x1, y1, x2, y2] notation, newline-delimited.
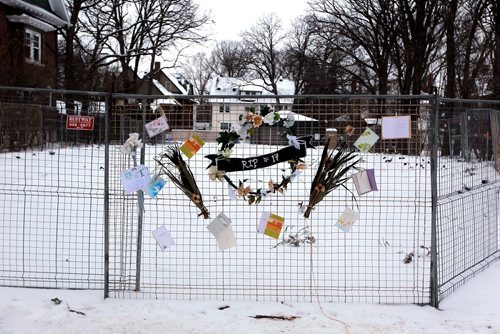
[209, 76, 295, 131]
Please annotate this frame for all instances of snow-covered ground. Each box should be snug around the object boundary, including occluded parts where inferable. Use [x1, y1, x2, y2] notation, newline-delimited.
[0, 260, 499, 333]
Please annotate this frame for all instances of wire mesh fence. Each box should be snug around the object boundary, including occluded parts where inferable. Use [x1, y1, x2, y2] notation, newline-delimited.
[0, 86, 498, 306]
[0, 88, 107, 289]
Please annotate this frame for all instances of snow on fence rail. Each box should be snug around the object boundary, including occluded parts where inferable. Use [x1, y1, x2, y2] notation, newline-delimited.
[0, 87, 498, 307]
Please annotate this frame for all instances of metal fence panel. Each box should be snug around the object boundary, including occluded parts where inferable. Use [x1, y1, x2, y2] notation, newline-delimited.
[106, 95, 433, 303]
[435, 99, 500, 302]
[0, 88, 106, 289]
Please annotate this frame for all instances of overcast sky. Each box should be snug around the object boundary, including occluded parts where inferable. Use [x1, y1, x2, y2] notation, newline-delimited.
[196, 0, 309, 43]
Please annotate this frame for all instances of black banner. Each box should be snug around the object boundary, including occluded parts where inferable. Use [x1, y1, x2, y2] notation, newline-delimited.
[206, 136, 314, 172]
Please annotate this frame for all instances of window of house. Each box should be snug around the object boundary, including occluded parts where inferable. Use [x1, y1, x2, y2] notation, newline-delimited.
[219, 104, 230, 113]
[220, 122, 230, 130]
[25, 29, 41, 63]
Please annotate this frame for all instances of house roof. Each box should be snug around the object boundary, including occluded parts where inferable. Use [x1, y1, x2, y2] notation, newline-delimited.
[0, 0, 70, 27]
[210, 76, 295, 96]
[209, 76, 295, 104]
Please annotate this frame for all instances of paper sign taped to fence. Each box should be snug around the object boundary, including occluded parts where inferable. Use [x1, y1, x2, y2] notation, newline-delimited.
[152, 226, 174, 250]
[145, 115, 169, 138]
[352, 169, 378, 195]
[257, 212, 284, 239]
[120, 164, 150, 194]
[382, 116, 411, 139]
[66, 115, 94, 131]
[336, 208, 360, 232]
[180, 134, 205, 159]
[354, 127, 379, 153]
[207, 213, 236, 251]
[144, 174, 166, 198]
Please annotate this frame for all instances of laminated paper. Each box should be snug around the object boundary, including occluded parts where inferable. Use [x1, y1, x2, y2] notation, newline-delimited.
[354, 128, 379, 153]
[257, 212, 285, 239]
[145, 115, 170, 138]
[180, 134, 205, 159]
[120, 164, 150, 194]
[207, 213, 236, 251]
[382, 116, 411, 139]
[144, 174, 166, 198]
[352, 169, 378, 195]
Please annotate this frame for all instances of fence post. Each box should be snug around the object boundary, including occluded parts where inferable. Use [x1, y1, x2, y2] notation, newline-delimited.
[430, 94, 440, 308]
[104, 93, 110, 298]
[134, 98, 147, 291]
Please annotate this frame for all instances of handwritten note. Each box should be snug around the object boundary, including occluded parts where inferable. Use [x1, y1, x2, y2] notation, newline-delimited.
[382, 116, 411, 139]
[120, 165, 150, 194]
[352, 169, 378, 195]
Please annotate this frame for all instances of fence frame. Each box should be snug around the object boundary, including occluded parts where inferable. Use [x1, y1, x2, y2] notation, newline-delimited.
[0, 86, 499, 307]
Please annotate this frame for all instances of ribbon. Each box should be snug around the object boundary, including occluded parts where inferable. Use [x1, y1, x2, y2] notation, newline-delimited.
[206, 136, 314, 172]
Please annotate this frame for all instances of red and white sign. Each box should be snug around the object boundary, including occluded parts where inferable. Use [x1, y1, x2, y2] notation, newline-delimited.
[66, 115, 94, 131]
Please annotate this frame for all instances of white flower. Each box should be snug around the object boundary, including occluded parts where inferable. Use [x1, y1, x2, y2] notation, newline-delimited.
[221, 148, 233, 159]
[287, 134, 301, 150]
[122, 133, 143, 155]
[263, 112, 278, 125]
[284, 112, 296, 128]
[208, 166, 225, 181]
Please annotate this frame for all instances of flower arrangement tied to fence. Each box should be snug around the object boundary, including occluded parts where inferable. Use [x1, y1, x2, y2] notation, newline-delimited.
[303, 138, 359, 218]
[154, 145, 209, 219]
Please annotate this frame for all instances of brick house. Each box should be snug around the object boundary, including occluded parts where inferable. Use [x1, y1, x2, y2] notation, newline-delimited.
[0, 0, 70, 88]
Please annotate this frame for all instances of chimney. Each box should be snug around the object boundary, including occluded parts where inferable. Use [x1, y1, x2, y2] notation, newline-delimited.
[153, 62, 161, 81]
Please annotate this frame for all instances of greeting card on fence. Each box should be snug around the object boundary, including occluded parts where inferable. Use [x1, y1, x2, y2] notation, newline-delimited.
[381, 116, 411, 139]
[152, 226, 175, 250]
[257, 212, 284, 239]
[120, 164, 150, 194]
[180, 134, 205, 159]
[145, 115, 170, 138]
[352, 169, 378, 195]
[207, 213, 236, 251]
[354, 128, 379, 153]
[144, 174, 166, 198]
[336, 208, 360, 232]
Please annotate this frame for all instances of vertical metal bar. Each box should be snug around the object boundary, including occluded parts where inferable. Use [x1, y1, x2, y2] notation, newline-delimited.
[134, 98, 147, 291]
[104, 93, 110, 298]
[460, 111, 469, 161]
[430, 94, 440, 308]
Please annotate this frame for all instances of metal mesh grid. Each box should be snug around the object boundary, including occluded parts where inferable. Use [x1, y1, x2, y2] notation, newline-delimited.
[107, 95, 433, 303]
[0, 88, 106, 289]
[0, 87, 498, 306]
[435, 99, 500, 302]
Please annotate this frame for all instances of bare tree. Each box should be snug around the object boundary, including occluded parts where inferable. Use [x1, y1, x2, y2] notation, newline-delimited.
[180, 52, 212, 95]
[309, 0, 399, 95]
[210, 41, 250, 78]
[393, 0, 444, 94]
[488, 0, 500, 98]
[62, 0, 209, 92]
[241, 13, 287, 95]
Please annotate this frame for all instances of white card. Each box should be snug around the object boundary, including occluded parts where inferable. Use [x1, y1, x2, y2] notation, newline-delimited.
[120, 165, 150, 194]
[257, 212, 271, 234]
[152, 226, 175, 251]
[207, 213, 236, 251]
[382, 116, 411, 139]
[145, 115, 169, 138]
[228, 184, 237, 200]
[336, 208, 360, 232]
